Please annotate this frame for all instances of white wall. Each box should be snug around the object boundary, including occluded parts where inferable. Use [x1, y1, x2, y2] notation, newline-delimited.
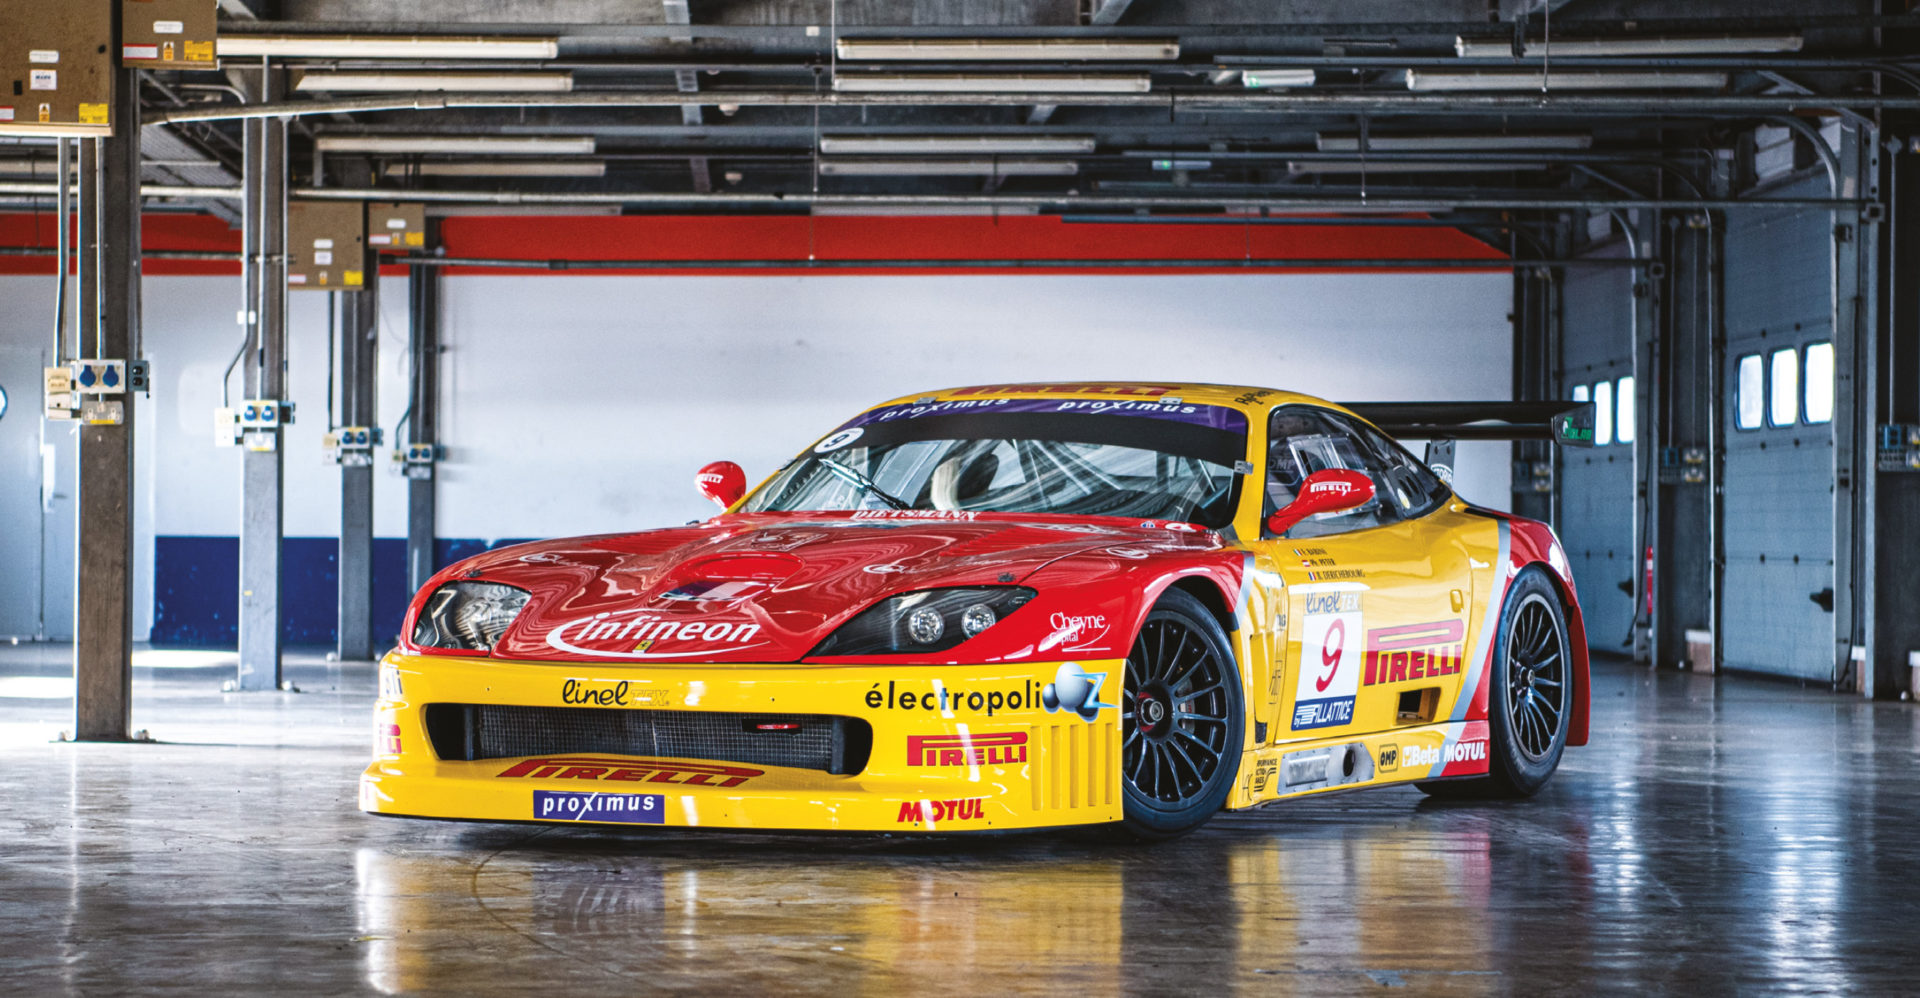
[0, 269, 1513, 640]
[438, 271, 1515, 535]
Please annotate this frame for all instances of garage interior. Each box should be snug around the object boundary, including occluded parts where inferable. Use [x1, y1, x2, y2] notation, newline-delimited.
[3, 0, 1920, 992]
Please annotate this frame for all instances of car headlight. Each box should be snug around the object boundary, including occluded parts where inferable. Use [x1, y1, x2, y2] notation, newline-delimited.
[810, 587, 1035, 656]
[412, 581, 530, 652]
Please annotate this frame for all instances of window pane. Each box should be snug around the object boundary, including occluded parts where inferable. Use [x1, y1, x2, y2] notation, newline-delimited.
[1593, 380, 1614, 446]
[1770, 347, 1799, 426]
[1616, 376, 1636, 443]
[1804, 342, 1834, 424]
[1735, 355, 1764, 430]
[1571, 384, 1590, 403]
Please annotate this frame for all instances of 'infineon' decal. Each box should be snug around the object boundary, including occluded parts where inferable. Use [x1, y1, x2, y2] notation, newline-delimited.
[545, 609, 766, 660]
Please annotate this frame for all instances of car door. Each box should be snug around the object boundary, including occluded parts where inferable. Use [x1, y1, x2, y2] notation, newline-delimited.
[1256, 406, 1471, 743]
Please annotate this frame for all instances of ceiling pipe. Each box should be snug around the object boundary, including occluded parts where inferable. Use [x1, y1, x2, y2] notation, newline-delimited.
[0, 246, 1640, 270]
[145, 88, 1920, 125]
[389, 255, 1616, 271]
[0, 181, 1867, 212]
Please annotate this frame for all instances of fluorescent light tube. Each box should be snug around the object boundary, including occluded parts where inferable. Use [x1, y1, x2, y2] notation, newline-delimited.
[1287, 161, 1551, 174]
[835, 38, 1177, 61]
[295, 72, 573, 93]
[1316, 133, 1591, 151]
[832, 74, 1151, 94]
[817, 158, 1079, 177]
[381, 161, 607, 177]
[1455, 33, 1802, 58]
[217, 35, 560, 60]
[315, 135, 596, 155]
[1407, 70, 1728, 91]
[818, 135, 1095, 155]
[1241, 69, 1316, 89]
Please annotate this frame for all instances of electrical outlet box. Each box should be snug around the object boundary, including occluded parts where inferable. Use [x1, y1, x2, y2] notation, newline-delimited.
[44, 366, 77, 420]
[120, 0, 217, 70]
[325, 425, 380, 466]
[237, 398, 293, 429]
[286, 200, 367, 291]
[366, 202, 427, 250]
[1877, 424, 1920, 473]
[79, 398, 124, 425]
[71, 359, 126, 394]
[395, 442, 437, 480]
[213, 406, 239, 446]
[0, 2, 114, 138]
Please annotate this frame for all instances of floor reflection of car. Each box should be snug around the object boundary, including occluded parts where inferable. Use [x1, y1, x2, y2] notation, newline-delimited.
[362, 382, 1592, 838]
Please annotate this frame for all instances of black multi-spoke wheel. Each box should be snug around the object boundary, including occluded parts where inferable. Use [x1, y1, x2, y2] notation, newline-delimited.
[1419, 566, 1572, 799]
[1119, 588, 1243, 838]
[1505, 591, 1567, 761]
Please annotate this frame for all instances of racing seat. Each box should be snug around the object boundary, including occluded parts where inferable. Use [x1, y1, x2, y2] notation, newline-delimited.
[930, 452, 999, 510]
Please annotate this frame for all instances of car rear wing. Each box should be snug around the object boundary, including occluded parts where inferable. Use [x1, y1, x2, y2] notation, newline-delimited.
[1342, 401, 1596, 447]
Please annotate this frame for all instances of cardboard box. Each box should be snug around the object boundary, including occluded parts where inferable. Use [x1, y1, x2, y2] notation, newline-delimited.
[366, 202, 428, 250]
[121, 0, 218, 70]
[1685, 628, 1714, 675]
[0, 1, 114, 137]
[287, 201, 367, 291]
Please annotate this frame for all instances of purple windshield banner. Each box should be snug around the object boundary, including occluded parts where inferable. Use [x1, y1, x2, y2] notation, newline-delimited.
[838, 397, 1248, 433]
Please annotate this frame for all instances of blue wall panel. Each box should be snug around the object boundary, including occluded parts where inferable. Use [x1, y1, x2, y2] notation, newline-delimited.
[152, 536, 532, 649]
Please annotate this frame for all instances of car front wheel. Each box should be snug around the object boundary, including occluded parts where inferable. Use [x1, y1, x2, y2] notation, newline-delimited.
[1119, 588, 1244, 838]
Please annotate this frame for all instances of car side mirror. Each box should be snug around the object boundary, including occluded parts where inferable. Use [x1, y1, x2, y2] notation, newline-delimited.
[696, 461, 746, 509]
[1266, 469, 1375, 536]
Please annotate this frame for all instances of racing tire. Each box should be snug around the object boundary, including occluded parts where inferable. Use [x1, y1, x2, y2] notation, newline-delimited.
[1117, 588, 1245, 839]
[1417, 566, 1572, 799]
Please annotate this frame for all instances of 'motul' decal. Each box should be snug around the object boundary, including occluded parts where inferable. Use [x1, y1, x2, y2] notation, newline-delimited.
[545, 609, 766, 660]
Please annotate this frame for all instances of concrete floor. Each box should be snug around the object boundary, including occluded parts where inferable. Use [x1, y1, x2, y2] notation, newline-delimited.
[2, 645, 1917, 995]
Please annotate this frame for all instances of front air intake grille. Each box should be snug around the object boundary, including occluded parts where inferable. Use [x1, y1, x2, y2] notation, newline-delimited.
[422, 704, 873, 775]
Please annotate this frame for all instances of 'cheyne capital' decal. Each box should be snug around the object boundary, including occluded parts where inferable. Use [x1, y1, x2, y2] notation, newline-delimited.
[1038, 612, 1112, 654]
[545, 609, 765, 660]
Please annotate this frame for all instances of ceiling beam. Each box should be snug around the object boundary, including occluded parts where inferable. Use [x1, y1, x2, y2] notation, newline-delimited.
[150, 88, 1920, 126]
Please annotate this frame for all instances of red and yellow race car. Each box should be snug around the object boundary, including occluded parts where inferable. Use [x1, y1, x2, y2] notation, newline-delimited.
[361, 382, 1592, 838]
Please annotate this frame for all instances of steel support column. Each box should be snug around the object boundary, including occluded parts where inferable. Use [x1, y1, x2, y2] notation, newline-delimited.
[72, 68, 141, 741]
[337, 269, 378, 661]
[1629, 209, 1661, 665]
[1867, 119, 1920, 698]
[405, 244, 439, 597]
[1510, 264, 1554, 525]
[236, 66, 287, 691]
[1831, 125, 1868, 691]
[1652, 214, 1720, 671]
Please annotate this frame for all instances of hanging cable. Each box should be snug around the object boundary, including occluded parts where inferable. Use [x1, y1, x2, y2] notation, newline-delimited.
[52, 138, 69, 367]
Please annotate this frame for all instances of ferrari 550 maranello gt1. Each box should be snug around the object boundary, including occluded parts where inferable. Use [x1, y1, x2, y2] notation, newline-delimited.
[361, 382, 1594, 838]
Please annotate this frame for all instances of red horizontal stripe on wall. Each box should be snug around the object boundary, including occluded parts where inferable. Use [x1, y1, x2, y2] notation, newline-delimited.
[0, 211, 1506, 278]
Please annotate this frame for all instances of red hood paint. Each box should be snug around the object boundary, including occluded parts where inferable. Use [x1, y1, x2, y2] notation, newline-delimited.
[419, 511, 1225, 665]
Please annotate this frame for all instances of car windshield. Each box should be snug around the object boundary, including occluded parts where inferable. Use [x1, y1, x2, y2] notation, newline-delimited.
[741, 396, 1249, 527]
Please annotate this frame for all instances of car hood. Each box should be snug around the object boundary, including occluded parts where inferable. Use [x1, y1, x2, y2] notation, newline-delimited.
[452, 511, 1219, 664]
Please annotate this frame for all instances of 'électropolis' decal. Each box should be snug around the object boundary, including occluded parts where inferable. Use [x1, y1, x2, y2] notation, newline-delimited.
[836, 397, 1248, 433]
[545, 609, 765, 659]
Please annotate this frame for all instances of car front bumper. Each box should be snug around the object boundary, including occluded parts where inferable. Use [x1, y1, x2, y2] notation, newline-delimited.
[359, 651, 1126, 833]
